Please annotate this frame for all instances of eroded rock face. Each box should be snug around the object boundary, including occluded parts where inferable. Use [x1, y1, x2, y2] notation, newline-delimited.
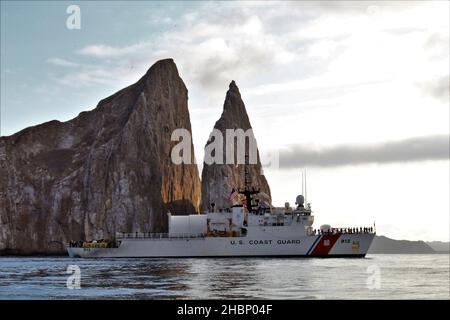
[201, 81, 271, 211]
[0, 59, 201, 254]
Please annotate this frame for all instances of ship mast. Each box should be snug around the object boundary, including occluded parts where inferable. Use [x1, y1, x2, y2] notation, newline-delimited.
[238, 152, 260, 213]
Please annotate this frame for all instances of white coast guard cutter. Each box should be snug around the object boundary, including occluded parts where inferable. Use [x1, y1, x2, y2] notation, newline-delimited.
[68, 163, 375, 258]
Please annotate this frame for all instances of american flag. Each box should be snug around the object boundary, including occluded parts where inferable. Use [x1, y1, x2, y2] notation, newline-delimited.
[229, 188, 238, 201]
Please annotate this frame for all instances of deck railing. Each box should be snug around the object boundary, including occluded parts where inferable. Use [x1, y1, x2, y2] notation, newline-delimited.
[308, 227, 375, 236]
[115, 232, 205, 239]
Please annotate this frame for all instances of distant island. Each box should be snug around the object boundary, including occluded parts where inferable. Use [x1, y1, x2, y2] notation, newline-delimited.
[368, 235, 449, 254]
[426, 241, 450, 253]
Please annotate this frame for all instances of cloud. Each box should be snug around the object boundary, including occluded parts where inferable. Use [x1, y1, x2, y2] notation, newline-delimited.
[64, 1, 445, 95]
[288, 1, 418, 13]
[277, 135, 449, 168]
[47, 0, 449, 133]
[55, 63, 145, 88]
[70, 3, 311, 91]
[77, 43, 150, 58]
[419, 75, 450, 102]
[46, 58, 79, 68]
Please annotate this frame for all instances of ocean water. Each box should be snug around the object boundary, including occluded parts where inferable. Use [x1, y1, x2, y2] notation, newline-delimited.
[0, 254, 448, 299]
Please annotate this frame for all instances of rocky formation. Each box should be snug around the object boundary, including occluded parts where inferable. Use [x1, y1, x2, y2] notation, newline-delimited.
[426, 241, 450, 253]
[368, 236, 436, 254]
[0, 59, 201, 254]
[201, 81, 271, 211]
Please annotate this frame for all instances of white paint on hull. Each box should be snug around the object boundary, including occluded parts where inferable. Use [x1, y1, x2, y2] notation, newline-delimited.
[68, 233, 375, 258]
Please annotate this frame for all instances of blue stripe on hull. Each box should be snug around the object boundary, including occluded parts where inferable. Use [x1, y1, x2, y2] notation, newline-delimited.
[306, 235, 321, 255]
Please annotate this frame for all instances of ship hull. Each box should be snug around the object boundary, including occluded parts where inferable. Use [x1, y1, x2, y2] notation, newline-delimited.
[67, 233, 375, 258]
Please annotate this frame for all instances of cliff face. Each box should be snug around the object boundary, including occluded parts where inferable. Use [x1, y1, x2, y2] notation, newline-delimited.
[201, 81, 271, 211]
[0, 59, 201, 254]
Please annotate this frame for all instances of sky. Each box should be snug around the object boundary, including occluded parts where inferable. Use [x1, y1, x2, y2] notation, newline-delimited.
[1, 1, 449, 241]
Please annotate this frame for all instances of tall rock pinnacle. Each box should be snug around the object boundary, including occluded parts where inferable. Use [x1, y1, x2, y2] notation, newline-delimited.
[0, 58, 201, 254]
[201, 81, 271, 211]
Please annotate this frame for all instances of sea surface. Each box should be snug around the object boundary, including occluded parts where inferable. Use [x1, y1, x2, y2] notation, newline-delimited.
[0, 254, 448, 299]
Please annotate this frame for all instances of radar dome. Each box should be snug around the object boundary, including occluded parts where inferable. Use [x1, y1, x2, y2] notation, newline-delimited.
[295, 195, 304, 206]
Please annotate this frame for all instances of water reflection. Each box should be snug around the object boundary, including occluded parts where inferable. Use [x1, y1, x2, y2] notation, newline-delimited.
[185, 258, 264, 299]
[0, 255, 448, 299]
[73, 258, 194, 298]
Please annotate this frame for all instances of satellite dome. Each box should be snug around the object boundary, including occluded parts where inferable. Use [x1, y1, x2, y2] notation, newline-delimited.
[295, 195, 305, 206]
